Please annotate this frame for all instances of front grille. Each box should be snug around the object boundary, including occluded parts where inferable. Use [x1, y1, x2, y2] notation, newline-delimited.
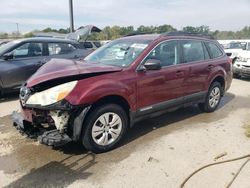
[242, 65, 250, 68]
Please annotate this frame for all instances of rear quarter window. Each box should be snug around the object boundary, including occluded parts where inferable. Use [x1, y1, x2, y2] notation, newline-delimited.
[206, 42, 223, 59]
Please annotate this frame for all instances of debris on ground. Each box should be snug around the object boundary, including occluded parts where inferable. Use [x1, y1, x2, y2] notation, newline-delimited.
[148, 157, 159, 163]
[214, 152, 227, 161]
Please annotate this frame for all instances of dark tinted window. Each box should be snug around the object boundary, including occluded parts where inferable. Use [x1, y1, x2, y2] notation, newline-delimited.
[93, 42, 101, 48]
[12, 42, 43, 58]
[206, 42, 223, 58]
[181, 40, 204, 63]
[203, 43, 210, 60]
[144, 40, 179, 67]
[48, 43, 76, 55]
[83, 42, 93, 49]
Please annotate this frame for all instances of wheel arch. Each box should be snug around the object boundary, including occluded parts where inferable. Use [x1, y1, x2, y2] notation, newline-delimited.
[71, 94, 131, 141]
[210, 75, 225, 95]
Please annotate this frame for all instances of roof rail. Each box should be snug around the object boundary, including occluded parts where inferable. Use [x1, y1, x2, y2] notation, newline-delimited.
[124, 32, 154, 37]
[161, 31, 215, 39]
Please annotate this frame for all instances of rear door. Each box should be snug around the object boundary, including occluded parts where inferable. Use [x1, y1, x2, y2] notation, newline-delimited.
[179, 40, 211, 99]
[136, 40, 189, 114]
[1, 42, 45, 89]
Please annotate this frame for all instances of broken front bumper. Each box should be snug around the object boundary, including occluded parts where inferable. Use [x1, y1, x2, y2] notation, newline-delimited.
[12, 111, 72, 147]
[11, 100, 91, 147]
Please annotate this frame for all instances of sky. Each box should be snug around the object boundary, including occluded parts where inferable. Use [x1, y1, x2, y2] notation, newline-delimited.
[0, 0, 250, 33]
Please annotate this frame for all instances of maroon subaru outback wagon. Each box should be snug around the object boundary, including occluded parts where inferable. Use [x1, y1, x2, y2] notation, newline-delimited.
[12, 32, 232, 153]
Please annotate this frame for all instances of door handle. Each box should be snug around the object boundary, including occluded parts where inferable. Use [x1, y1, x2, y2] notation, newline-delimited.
[176, 70, 184, 77]
[207, 64, 215, 70]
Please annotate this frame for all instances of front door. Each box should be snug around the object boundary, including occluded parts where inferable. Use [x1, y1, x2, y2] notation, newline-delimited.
[136, 40, 188, 114]
[1, 42, 45, 89]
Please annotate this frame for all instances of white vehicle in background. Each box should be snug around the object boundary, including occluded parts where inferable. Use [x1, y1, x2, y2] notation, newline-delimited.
[218, 40, 250, 64]
[224, 42, 244, 63]
[233, 43, 250, 78]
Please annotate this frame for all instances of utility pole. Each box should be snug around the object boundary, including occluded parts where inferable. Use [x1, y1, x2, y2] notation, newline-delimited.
[16, 23, 20, 38]
[69, 0, 74, 33]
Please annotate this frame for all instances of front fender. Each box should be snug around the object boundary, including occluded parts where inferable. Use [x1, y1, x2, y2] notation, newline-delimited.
[66, 78, 137, 111]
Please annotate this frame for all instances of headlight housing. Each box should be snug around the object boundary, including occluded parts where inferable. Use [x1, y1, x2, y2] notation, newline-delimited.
[237, 56, 248, 62]
[26, 81, 77, 106]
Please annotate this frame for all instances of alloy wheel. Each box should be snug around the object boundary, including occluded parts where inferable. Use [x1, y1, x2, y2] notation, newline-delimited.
[209, 86, 221, 108]
[91, 112, 122, 146]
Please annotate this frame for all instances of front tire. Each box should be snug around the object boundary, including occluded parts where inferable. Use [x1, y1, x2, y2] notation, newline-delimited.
[82, 104, 128, 153]
[199, 81, 222, 113]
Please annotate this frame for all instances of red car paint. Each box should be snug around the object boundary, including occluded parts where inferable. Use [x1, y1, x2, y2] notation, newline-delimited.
[26, 35, 232, 114]
[11, 33, 233, 151]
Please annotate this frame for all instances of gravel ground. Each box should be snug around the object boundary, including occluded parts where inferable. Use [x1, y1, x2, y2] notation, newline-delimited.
[0, 78, 250, 188]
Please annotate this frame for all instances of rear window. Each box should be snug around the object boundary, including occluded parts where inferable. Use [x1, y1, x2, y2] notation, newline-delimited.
[206, 42, 223, 59]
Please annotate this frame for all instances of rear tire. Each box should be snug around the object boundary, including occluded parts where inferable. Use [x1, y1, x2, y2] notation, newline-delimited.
[199, 81, 222, 113]
[82, 104, 128, 153]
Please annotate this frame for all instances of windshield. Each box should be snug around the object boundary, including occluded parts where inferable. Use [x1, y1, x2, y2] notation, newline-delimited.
[228, 42, 242, 49]
[85, 39, 151, 67]
[0, 41, 18, 55]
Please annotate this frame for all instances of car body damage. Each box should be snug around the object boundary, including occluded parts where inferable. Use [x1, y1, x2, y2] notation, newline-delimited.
[11, 58, 122, 147]
[11, 32, 232, 153]
[26, 58, 122, 87]
[49, 111, 70, 133]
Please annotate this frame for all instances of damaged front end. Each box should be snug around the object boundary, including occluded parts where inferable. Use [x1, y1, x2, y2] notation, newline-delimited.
[11, 82, 90, 147]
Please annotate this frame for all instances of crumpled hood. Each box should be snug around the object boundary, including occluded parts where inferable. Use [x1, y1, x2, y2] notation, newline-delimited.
[27, 59, 122, 87]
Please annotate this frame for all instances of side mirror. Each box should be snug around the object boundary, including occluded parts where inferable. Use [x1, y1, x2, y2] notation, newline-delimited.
[143, 59, 162, 71]
[226, 53, 232, 57]
[3, 52, 14, 60]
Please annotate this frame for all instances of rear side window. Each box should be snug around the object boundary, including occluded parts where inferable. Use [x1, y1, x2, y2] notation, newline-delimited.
[48, 43, 76, 55]
[206, 42, 223, 59]
[181, 40, 205, 63]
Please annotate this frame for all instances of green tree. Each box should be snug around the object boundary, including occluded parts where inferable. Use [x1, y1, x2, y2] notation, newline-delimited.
[156, 25, 177, 33]
[24, 32, 34, 38]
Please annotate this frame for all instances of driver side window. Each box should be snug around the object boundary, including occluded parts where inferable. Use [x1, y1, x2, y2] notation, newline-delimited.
[144, 40, 179, 67]
[12, 42, 43, 58]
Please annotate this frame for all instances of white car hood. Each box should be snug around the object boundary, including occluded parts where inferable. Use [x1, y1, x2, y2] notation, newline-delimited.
[237, 50, 250, 58]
